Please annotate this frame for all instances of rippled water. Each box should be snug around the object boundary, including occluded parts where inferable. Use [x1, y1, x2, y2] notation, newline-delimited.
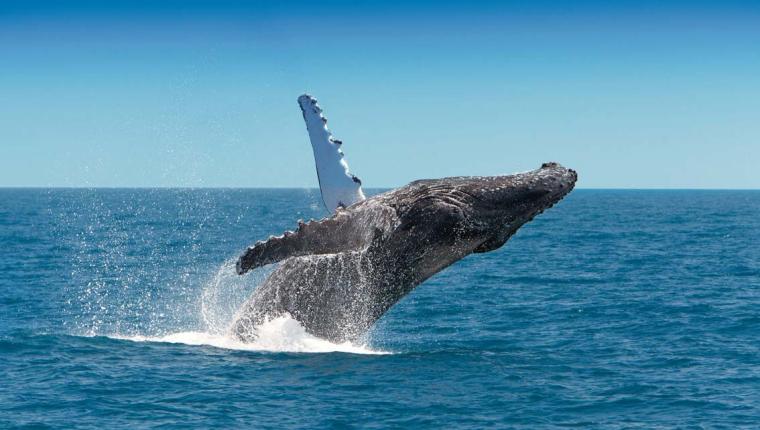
[1, 189, 758, 428]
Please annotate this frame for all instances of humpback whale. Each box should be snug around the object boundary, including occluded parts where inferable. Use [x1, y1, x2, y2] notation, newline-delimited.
[232, 162, 577, 343]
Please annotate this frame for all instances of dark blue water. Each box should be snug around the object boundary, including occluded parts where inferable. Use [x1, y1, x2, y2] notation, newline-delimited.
[1, 189, 758, 428]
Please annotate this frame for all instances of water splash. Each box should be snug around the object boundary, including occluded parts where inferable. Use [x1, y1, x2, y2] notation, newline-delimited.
[196, 259, 386, 354]
[200, 258, 272, 335]
[82, 255, 386, 354]
[56, 188, 384, 354]
[110, 315, 387, 354]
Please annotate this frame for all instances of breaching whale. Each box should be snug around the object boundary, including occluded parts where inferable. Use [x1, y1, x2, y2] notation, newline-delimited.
[232, 162, 577, 343]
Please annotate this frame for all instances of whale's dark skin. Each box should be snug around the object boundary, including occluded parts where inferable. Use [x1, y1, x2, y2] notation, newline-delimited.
[231, 162, 577, 343]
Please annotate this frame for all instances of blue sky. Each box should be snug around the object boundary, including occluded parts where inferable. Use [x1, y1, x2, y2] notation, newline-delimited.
[1, 1, 759, 188]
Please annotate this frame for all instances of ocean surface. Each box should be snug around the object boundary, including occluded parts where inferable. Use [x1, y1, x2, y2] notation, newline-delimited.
[1, 188, 758, 428]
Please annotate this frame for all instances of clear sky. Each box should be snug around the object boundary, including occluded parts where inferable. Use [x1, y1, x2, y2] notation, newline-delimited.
[1, 0, 759, 188]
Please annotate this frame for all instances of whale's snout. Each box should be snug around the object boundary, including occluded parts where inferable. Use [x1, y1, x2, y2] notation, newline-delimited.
[452, 162, 577, 254]
[457, 161, 577, 215]
[536, 162, 577, 203]
[461, 162, 577, 235]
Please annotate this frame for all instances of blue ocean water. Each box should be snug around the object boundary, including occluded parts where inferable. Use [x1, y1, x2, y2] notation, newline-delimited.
[1, 188, 758, 428]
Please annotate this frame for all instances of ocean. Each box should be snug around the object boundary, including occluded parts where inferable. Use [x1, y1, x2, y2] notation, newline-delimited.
[1, 188, 758, 428]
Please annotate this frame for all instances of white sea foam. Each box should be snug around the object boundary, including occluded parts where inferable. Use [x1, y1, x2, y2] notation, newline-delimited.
[109, 315, 388, 355]
[87, 255, 388, 355]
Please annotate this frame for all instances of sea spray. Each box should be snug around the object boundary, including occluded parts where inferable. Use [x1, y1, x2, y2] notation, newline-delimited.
[60, 189, 219, 337]
[200, 258, 273, 335]
[54, 188, 382, 353]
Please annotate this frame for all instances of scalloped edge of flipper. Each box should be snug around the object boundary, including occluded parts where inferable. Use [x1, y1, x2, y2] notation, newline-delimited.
[236, 212, 367, 275]
[298, 94, 366, 212]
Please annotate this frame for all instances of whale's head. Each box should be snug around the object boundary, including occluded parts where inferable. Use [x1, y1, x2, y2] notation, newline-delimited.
[464, 162, 576, 252]
[396, 162, 577, 260]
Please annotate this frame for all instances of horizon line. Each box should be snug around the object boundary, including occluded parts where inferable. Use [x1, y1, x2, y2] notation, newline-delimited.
[2, 186, 760, 191]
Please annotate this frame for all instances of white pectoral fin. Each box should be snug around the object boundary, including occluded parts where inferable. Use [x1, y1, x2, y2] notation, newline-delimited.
[298, 94, 366, 212]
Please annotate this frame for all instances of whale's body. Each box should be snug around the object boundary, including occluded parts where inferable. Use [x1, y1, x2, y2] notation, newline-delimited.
[232, 163, 577, 343]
